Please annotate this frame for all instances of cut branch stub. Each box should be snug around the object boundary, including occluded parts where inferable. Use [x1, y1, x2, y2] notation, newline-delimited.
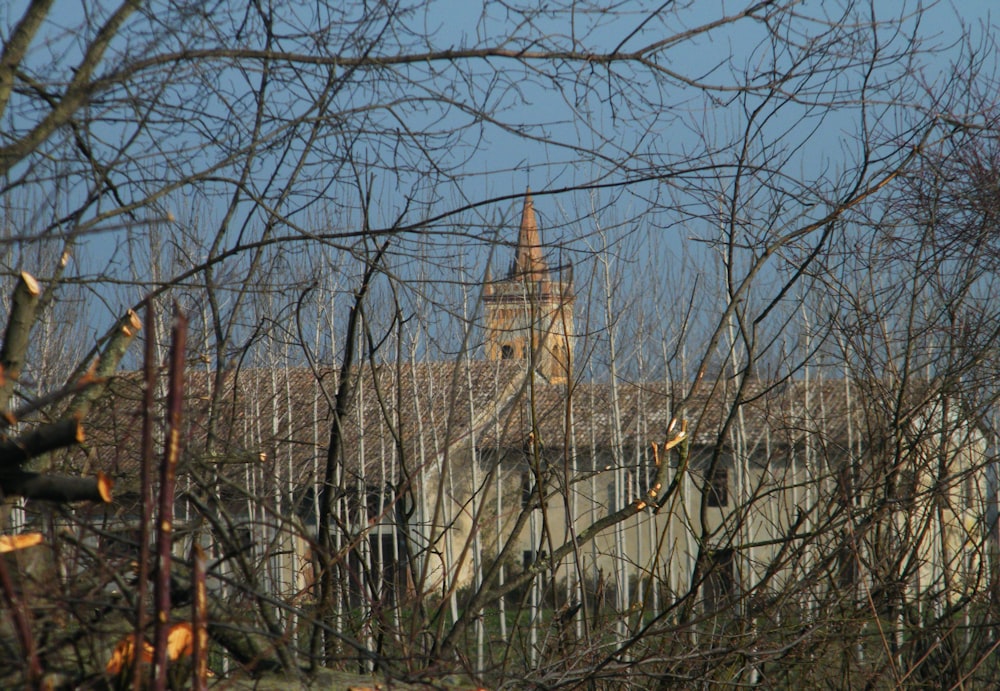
[192, 542, 208, 691]
[0, 417, 84, 468]
[64, 309, 141, 420]
[0, 271, 41, 412]
[153, 306, 186, 688]
[0, 470, 112, 503]
[0, 532, 42, 553]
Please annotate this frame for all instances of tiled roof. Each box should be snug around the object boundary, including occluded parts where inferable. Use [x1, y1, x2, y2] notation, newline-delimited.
[77, 359, 922, 505]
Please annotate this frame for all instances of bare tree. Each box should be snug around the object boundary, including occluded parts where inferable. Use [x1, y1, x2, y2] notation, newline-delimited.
[2, 1, 1000, 688]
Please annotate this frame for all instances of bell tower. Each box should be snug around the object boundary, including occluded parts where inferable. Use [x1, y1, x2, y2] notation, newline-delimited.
[483, 189, 574, 384]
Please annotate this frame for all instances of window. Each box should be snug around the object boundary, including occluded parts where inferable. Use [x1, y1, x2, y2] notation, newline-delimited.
[707, 465, 728, 507]
[100, 526, 141, 561]
[520, 471, 533, 509]
[522, 550, 545, 567]
[836, 540, 857, 589]
[701, 548, 735, 611]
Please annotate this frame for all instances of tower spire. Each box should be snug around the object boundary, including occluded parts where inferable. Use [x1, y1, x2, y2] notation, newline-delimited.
[512, 188, 548, 282]
[483, 187, 574, 383]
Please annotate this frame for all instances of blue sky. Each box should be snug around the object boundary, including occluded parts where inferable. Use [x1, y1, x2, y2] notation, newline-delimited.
[2, 1, 998, 366]
[5, 1, 995, 239]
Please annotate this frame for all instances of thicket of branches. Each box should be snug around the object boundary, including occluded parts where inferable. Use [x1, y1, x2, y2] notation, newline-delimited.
[2, 1, 1000, 688]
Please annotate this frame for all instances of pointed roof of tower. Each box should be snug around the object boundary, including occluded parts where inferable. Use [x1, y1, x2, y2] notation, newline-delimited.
[483, 265, 493, 296]
[511, 188, 549, 281]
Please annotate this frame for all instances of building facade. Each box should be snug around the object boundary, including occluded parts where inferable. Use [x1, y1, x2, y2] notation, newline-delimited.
[83, 190, 995, 648]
